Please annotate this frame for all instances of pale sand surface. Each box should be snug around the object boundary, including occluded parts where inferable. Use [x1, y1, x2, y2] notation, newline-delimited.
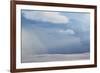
[22, 53, 90, 63]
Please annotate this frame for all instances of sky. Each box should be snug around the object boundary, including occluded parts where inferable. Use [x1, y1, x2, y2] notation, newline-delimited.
[21, 10, 90, 55]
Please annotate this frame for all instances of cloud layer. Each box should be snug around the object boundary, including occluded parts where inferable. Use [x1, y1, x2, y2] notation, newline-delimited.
[22, 11, 69, 24]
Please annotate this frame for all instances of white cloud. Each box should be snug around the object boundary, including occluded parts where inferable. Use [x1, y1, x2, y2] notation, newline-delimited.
[22, 11, 69, 24]
[59, 29, 75, 35]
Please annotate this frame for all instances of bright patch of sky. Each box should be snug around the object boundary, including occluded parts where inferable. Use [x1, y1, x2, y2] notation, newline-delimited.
[21, 10, 90, 55]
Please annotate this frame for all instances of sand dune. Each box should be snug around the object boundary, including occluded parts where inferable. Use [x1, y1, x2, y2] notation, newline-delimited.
[22, 53, 90, 63]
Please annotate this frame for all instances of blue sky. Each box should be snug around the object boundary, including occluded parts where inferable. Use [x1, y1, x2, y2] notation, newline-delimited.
[21, 10, 90, 54]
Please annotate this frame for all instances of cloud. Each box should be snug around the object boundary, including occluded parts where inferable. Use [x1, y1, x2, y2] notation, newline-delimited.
[21, 26, 82, 56]
[22, 10, 69, 24]
[59, 29, 75, 35]
[68, 13, 90, 32]
[21, 24, 89, 56]
[46, 36, 82, 52]
[28, 27, 82, 52]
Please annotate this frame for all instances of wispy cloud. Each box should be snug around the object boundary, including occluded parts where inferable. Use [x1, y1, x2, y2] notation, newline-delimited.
[59, 29, 75, 35]
[22, 10, 69, 24]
